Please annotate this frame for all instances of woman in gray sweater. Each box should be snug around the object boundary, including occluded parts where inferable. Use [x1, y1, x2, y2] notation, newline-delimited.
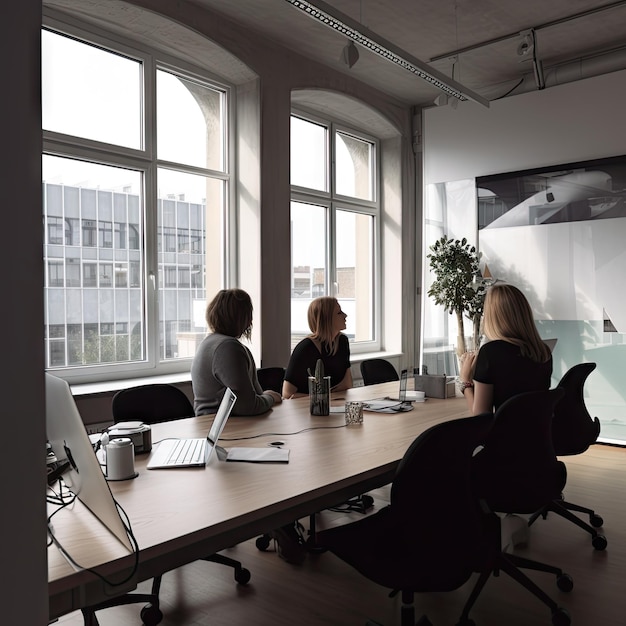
[191, 289, 282, 416]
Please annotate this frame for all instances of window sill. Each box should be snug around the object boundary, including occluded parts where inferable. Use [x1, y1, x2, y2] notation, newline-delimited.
[70, 371, 192, 396]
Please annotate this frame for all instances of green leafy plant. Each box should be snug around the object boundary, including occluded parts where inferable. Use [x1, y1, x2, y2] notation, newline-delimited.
[427, 235, 484, 355]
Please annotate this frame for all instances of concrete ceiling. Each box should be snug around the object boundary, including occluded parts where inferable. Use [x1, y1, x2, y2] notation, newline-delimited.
[46, 0, 626, 107]
[192, 0, 626, 106]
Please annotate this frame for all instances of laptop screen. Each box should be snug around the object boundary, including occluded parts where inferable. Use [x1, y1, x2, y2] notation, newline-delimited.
[208, 387, 237, 446]
[398, 368, 408, 402]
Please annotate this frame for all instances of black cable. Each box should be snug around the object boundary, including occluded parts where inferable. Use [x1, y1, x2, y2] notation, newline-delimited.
[494, 77, 525, 100]
[220, 423, 348, 441]
[47, 477, 140, 587]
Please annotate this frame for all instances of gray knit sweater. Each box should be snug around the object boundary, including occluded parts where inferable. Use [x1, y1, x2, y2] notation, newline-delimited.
[191, 333, 275, 416]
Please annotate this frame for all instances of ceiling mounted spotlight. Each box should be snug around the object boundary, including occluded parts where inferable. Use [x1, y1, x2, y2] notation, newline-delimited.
[341, 41, 360, 68]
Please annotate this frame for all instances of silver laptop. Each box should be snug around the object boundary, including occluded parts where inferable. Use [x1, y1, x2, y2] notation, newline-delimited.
[45, 373, 133, 552]
[388, 368, 424, 402]
[147, 387, 237, 469]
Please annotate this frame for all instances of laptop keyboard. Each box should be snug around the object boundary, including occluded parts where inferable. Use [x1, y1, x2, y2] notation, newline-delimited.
[164, 438, 206, 465]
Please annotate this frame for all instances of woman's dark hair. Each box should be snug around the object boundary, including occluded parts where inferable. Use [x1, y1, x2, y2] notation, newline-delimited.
[205, 289, 253, 339]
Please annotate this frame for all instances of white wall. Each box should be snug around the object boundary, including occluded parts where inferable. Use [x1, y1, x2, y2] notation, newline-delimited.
[424, 69, 626, 185]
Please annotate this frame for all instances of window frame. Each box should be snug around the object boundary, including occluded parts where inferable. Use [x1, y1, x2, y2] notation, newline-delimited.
[42, 10, 236, 384]
[290, 108, 381, 354]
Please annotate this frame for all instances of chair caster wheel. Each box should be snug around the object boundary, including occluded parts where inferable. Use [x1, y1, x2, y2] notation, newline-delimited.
[592, 534, 607, 550]
[556, 573, 573, 592]
[256, 534, 271, 551]
[551, 607, 571, 626]
[235, 567, 251, 584]
[140, 603, 163, 625]
[590, 513, 604, 528]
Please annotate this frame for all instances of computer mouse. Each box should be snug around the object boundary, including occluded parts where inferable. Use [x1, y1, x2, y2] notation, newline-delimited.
[268, 440, 286, 447]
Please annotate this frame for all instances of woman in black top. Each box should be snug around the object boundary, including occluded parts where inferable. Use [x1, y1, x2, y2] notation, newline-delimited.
[459, 282, 552, 414]
[282, 297, 353, 398]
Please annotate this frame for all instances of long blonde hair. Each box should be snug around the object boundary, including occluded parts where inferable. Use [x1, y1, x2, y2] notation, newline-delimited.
[307, 297, 341, 355]
[482, 283, 550, 363]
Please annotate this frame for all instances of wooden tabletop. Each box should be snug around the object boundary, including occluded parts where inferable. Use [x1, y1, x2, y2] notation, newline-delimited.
[48, 382, 468, 617]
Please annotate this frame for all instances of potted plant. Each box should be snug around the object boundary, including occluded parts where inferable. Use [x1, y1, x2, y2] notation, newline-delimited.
[426, 235, 485, 356]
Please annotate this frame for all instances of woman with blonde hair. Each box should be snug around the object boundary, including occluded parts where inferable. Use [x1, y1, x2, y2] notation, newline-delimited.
[282, 296, 353, 398]
[459, 282, 552, 415]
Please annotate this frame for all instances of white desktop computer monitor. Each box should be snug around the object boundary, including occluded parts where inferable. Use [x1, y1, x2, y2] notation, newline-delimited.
[45, 373, 133, 551]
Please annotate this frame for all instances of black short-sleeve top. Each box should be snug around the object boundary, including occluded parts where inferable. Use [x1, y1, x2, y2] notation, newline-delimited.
[284, 334, 351, 394]
[473, 339, 552, 411]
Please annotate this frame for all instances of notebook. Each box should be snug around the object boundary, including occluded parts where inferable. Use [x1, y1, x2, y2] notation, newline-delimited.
[147, 388, 237, 469]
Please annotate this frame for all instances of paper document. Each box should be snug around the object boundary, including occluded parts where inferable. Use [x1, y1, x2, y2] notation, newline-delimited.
[363, 400, 414, 413]
[226, 447, 290, 463]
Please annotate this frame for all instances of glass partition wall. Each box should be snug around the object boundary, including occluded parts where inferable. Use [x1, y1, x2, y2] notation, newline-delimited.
[423, 157, 626, 445]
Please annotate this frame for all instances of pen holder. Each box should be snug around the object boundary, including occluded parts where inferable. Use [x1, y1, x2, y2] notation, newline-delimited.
[308, 375, 331, 416]
[345, 401, 364, 425]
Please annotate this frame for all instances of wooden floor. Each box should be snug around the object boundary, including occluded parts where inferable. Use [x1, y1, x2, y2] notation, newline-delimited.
[55, 444, 625, 626]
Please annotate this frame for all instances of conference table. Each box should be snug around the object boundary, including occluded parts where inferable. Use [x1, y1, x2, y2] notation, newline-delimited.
[48, 382, 469, 620]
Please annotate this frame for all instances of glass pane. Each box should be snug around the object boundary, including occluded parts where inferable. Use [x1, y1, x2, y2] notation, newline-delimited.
[42, 30, 142, 149]
[157, 70, 224, 171]
[42, 155, 145, 368]
[290, 201, 327, 348]
[336, 209, 374, 342]
[291, 116, 327, 191]
[157, 168, 222, 360]
[335, 131, 374, 201]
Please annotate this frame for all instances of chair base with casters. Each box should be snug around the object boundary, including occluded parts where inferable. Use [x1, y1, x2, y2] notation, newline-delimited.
[528, 494, 607, 550]
[255, 496, 375, 557]
[458, 513, 573, 626]
[81, 578, 163, 626]
[81, 555, 251, 626]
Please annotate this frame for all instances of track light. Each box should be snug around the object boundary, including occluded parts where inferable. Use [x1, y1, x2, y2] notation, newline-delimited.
[341, 41, 359, 68]
[284, 0, 490, 107]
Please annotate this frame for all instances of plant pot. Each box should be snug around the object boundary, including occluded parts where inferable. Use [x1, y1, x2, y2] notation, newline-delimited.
[308, 375, 331, 416]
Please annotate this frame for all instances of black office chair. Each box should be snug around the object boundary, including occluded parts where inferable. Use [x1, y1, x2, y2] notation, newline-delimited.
[470, 389, 573, 626]
[360, 358, 399, 386]
[111, 383, 195, 424]
[257, 366, 286, 393]
[528, 363, 607, 550]
[315, 414, 496, 626]
[82, 383, 251, 626]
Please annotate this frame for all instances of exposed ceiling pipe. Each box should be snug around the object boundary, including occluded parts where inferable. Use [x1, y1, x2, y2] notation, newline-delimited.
[500, 45, 626, 99]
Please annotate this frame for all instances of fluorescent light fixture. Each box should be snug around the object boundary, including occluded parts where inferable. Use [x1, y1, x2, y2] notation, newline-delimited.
[284, 0, 490, 107]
